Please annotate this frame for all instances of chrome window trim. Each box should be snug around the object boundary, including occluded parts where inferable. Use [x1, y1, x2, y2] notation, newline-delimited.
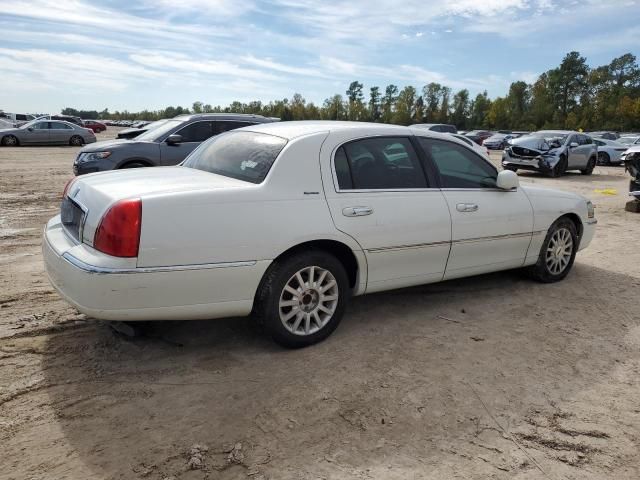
[61, 253, 257, 275]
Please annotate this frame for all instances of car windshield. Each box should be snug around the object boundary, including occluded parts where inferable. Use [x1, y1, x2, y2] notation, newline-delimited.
[182, 131, 287, 184]
[532, 132, 569, 144]
[619, 136, 639, 145]
[19, 119, 41, 129]
[136, 119, 182, 141]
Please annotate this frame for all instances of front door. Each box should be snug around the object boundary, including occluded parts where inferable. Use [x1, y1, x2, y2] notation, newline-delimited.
[417, 137, 534, 279]
[159, 121, 215, 166]
[322, 135, 452, 293]
[25, 121, 50, 144]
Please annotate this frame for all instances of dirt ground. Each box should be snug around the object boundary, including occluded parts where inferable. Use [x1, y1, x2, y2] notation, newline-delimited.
[1, 129, 639, 480]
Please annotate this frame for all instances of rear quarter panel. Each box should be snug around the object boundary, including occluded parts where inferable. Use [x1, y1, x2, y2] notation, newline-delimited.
[136, 131, 362, 268]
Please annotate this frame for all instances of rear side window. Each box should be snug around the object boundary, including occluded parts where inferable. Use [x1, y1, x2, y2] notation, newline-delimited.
[182, 131, 287, 184]
[419, 138, 497, 188]
[335, 137, 427, 190]
[177, 121, 215, 142]
[215, 121, 254, 134]
[51, 122, 72, 130]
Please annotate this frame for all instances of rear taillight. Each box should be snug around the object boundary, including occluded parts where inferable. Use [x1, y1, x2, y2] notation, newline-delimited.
[62, 177, 77, 198]
[94, 198, 142, 257]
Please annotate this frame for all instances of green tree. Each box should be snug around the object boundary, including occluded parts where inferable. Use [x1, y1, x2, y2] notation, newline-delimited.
[381, 84, 398, 123]
[369, 86, 381, 122]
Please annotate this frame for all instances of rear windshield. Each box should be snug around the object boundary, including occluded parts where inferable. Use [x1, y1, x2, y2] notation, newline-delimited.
[182, 131, 287, 184]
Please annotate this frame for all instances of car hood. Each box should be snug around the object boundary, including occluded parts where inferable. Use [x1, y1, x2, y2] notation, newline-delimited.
[69, 167, 251, 245]
[79, 138, 152, 152]
[0, 128, 21, 134]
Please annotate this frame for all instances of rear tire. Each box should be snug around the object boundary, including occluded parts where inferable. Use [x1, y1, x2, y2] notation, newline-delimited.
[1, 135, 18, 146]
[525, 218, 578, 283]
[254, 250, 349, 348]
[69, 135, 83, 146]
[581, 156, 596, 175]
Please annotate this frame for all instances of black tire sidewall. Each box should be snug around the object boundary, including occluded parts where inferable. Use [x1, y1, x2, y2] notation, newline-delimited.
[2, 135, 17, 146]
[70, 136, 83, 146]
[598, 152, 610, 165]
[551, 155, 567, 177]
[258, 251, 349, 348]
[531, 218, 578, 282]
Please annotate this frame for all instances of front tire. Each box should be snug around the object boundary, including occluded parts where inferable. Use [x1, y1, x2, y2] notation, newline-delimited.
[255, 250, 349, 348]
[503, 165, 518, 172]
[120, 162, 148, 169]
[581, 156, 596, 175]
[1, 135, 18, 146]
[597, 151, 610, 166]
[526, 218, 578, 283]
[550, 155, 567, 177]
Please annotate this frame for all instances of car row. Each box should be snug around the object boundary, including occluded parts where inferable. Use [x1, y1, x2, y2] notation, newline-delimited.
[43, 121, 596, 347]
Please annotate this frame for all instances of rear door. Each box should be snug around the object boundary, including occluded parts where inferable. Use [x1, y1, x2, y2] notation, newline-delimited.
[322, 134, 452, 293]
[49, 121, 74, 144]
[566, 134, 586, 168]
[159, 120, 215, 165]
[417, 137, 534, 279]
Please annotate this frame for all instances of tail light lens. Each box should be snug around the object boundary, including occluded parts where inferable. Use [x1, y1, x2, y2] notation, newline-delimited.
[62, 177, 77, 198]
[94, 198, 142, 257]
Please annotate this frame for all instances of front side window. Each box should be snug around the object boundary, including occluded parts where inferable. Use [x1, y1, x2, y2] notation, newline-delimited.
[419, 138, 497, 188]
[176, 121, 215, 142]
[182, 131, 287, 184]
[336, 137, 427, 190]
[32, 122, 49, 130]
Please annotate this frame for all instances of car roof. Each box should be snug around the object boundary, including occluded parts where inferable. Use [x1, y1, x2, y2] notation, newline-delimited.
[537, 130, 575, 134]
[243, 121, 415, 140]
[172, 113, 277, 122]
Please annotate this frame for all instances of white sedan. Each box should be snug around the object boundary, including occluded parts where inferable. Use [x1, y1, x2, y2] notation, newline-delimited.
[43, 122, 597, 347]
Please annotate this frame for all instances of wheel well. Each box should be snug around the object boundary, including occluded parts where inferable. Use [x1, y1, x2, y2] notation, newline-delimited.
[273, 240, 359, 288]
[558, 213, 583, 239]
[119, 159, 152, 168]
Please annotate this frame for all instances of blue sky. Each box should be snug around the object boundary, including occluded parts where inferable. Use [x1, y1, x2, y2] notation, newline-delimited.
[1, 0, 639, 113]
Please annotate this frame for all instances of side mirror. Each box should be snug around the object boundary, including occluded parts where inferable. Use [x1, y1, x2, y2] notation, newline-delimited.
[497, 170, 519, 190]
[570, 142, 579, 148]
[27, 127, 33, 131]
[166, 134, 182, 145]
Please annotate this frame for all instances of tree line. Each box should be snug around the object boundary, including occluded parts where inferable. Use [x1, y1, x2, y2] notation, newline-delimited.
[63, 51, 640, 132]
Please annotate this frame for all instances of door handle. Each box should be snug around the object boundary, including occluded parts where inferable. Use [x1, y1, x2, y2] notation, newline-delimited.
[456, 203, 479, 213]
[342, 206, 373, 217]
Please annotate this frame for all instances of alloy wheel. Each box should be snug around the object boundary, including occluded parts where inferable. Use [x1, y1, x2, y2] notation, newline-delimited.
[278, 266, 339, 336]
[545, 227, 574, 275]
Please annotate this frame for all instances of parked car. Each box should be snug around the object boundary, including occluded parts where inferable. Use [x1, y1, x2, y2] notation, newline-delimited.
[43, 121, 596, 347]
[450, 133, 489, 157]
[413, 123, 457, 134]
[117, 119, 169, 139]
[483, 133, 513, 150]
[591, 137, 628, 165]
[0, 112, 36, 126]
[465, 130, 493, 145]
[0, 119, 96, 146]
[73, 114, 278, 175]
[618, 135, 640, 146]
[622, 146, 640, 199]
[589, 131, 619, 140]
[45, 114, 85, 127]
[83, 120, 107, 133]
[502, 130, 597, 177]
